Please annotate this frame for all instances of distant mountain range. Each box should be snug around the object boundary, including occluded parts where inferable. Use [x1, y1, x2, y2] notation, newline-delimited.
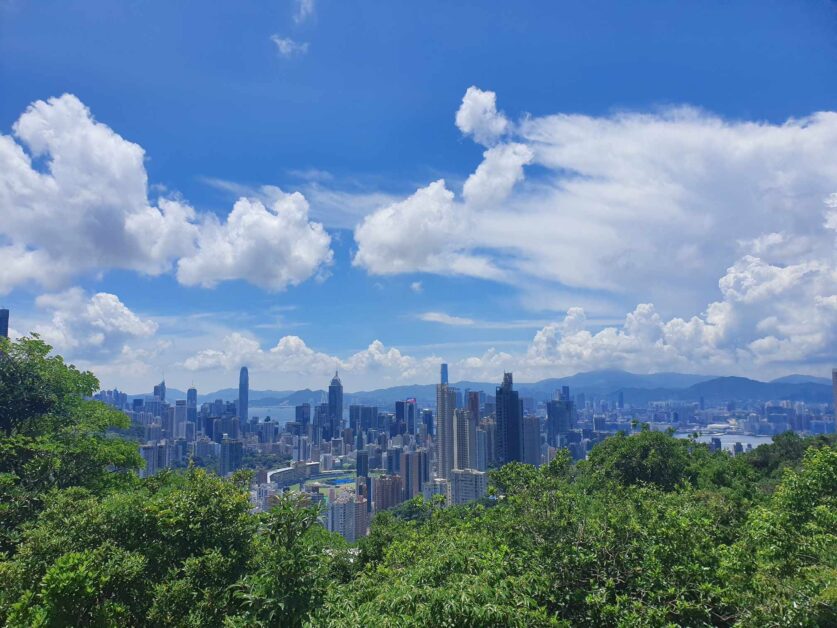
[129, 369, 834, 408]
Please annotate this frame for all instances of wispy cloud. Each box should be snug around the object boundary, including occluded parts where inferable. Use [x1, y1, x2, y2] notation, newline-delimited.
[419, 311, 552, 329]
[271, 35, 309, 57]
[419, 311, 475, 326]
[410, 281, 423, 294]
[294, 0, 315, 24]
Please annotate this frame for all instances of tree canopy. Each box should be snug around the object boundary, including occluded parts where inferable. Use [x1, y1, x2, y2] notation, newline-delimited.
[0, 336, 834, 626]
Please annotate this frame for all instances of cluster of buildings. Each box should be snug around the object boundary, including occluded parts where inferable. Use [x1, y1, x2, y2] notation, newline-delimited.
[92, 355, 837, 543]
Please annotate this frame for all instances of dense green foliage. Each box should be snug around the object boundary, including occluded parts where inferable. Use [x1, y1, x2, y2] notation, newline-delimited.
[1, 337, 835, 626]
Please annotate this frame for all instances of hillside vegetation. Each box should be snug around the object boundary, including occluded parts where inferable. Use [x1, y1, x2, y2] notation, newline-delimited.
[1, 337, 835, 627]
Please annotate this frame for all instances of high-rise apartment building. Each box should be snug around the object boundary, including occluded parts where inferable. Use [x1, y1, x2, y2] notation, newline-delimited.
[372, 474, 404, 512]
[400, 448, 430, 500]
[436, 378, 456, 480]
[453, 408, 477, 471]
[450, 468, 488, 505]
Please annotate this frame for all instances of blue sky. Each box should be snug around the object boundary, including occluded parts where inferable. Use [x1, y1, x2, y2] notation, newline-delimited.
[1, 0, 836, 392]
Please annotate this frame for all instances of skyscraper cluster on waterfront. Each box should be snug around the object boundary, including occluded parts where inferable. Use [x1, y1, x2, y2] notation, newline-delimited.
[91, 350, 835, 543]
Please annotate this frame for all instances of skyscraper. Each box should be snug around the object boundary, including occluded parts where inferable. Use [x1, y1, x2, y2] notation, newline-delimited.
[436, 379, 456, 480]
[238, 367, 249, 421]
[0, 308, 8, 338]
[153, 380, 166, 402]
[219, 435, 243, 476]
[495, 372, 523, 464]
[328, 371, 343, 441]
[186, 387, 198, 423]
[440, 363, 449, 385]
[546, 396, 574, 447]
[833, 369, 837, 418]
[522, 414, 541, 467]
[453, 408, 477, 471]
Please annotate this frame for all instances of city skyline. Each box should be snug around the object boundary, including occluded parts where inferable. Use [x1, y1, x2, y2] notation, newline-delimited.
[1, 1, 835, 392]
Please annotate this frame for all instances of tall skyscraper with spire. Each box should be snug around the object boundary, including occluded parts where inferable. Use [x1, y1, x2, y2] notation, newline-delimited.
[327, 371, 343, 441]
[238, 367, 249, 422]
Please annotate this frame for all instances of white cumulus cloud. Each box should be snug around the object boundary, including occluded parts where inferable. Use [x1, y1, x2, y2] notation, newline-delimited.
[0, 94, 332, 294]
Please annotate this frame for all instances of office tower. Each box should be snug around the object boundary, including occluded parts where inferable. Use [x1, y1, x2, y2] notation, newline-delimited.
[186, 387, 198, 423]
[361, 406, 377, 432]
[450, 469, 488, 505]
[153, 380, 166, 402]
[561, 386, 570, 401]
[356, 449, 369, 478]
[453, 409, 476, 471]
[349, 405, 362, 432]
[422, 408, 434, 437]
[295, 403, 311, 428]
[495, 373, 523, 464]
[394, 400, 406, 436]
[328, 371, 343, 441]
[522, 415, 541, 467]
[0, 308, 8, 338]
[617, 391, 624, 410]
[174, 400, 188, 440]
[314, 403, 329, 443]
[372, 474, 404, 512]
[219, 436, 243, 476]
[400, 449, 430, 500]
[406, 398, 417, 434]
[238, 367, 249, 421]
[386, 446, 403, 474]
[546, 398, 574, 447]
[440, 363, 449, 385]
[436, 382, 456, 480]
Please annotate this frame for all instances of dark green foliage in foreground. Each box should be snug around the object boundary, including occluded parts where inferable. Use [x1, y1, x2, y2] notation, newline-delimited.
[0, 337, 835, 626]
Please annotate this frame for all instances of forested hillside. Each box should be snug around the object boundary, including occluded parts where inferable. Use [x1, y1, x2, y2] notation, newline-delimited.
[1, 337, 834, 626]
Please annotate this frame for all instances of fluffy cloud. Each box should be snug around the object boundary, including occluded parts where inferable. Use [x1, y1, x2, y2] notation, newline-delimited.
[176, 194, 332, 290]
[31, 287, 157, 359]
[462, 142, 533, 207]
[353, 179, 502, 279]
[161, 246, 836, 389]
[0, 94, 332, 294]
[526, 254, 836, 375]
[182, 335, 439, 384]
[354, 87, 837, 317]
[455, 86, 509, 146]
